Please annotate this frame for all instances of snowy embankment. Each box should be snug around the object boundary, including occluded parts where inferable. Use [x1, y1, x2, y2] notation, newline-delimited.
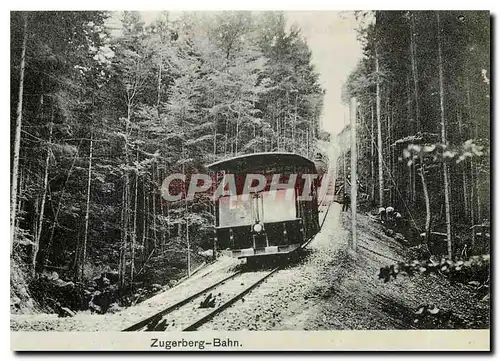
[200, 204, 489, 330]
[11, 256, 240, 331]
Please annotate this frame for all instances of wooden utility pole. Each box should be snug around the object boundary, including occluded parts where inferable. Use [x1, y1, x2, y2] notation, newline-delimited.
[350, 97, 358, 251]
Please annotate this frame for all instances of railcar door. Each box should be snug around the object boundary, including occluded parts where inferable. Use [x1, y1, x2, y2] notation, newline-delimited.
[251, 193, 268, 249]
[261, 188, 298, 245]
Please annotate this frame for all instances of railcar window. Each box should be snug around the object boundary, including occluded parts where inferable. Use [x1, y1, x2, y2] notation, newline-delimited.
[218, 195, 254, 228]
[262, 189, 296, 222]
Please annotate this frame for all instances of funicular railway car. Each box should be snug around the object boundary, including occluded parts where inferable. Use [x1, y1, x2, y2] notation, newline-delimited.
[207, 152, 321, 259]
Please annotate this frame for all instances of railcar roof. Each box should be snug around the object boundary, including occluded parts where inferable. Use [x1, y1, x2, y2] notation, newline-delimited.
[206, 152, 317, 172]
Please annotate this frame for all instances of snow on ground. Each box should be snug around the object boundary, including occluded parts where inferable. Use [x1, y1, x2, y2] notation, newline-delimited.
[11, 255, 240, 331]
[11, 200, 489, 331]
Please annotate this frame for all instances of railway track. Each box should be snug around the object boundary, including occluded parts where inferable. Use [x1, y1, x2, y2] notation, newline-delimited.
[123, 268, 279, 332]
[123, 271, 242, 331]
[123, 174, 336, 333]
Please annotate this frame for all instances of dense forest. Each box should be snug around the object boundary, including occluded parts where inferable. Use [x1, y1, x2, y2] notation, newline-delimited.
[340, 11, 490, 260]
[11, 10, 490, 321]
[10, 11, 326, 313]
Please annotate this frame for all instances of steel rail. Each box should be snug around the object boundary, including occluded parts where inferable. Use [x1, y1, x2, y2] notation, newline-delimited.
[182, 267, 280, 331]
[122, 270, 242, 331]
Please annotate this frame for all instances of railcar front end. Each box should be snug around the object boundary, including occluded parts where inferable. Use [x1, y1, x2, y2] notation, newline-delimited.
[207, 152, 320, 259]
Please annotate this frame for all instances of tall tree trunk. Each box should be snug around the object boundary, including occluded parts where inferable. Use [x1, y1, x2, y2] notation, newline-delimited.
[16, 169, 24, 233]
[121, 103, 132, 287]
[213, 103, 217, 156]
[166, 195, 170, 244]
[357, 111, 362, 170]
[158, 167, 165, 253]
[142, 182, 147, 262]
[466, 82, 475, 224]
[157, 55, 162, 117]
[182, 146, 191, 277]
[33, 122, 53, 275]
[235, 98, 241, 154]
[212, 173, 218, 260]
[406, 75, 416, 206]
[271, 108, 275, 151]
[185, 194, 191, 277]
[436, 12, 453, 260]
[475, 165, 481, 223]
[375, 47, 384, 207]
[155, 35, 165, 257]
[387, 106, 393, 204]
[370, 104, 375, 202]
[119, 186, 127, 287]
[130, 151, 139, 283]
[409, 13, 420, 209]
[293, 93, 298, 148]
[119, 188, 124, 285]
[469, 82, 482, 223]
[410, 12, 431, 242]
[253, 124, 257, 153]
[457, 109, 469, 221]
[224, 117, 229, 156]
[419, 157, 431, 244]
[33, 196, 39, 249]
[151, 164, 157, 249]
[409, 11, 421, 132]
[276, 102, 281, 151]
[11, 13, 28, 248]
[80, 131, 93, 281]
[391, 106, 396, 205]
